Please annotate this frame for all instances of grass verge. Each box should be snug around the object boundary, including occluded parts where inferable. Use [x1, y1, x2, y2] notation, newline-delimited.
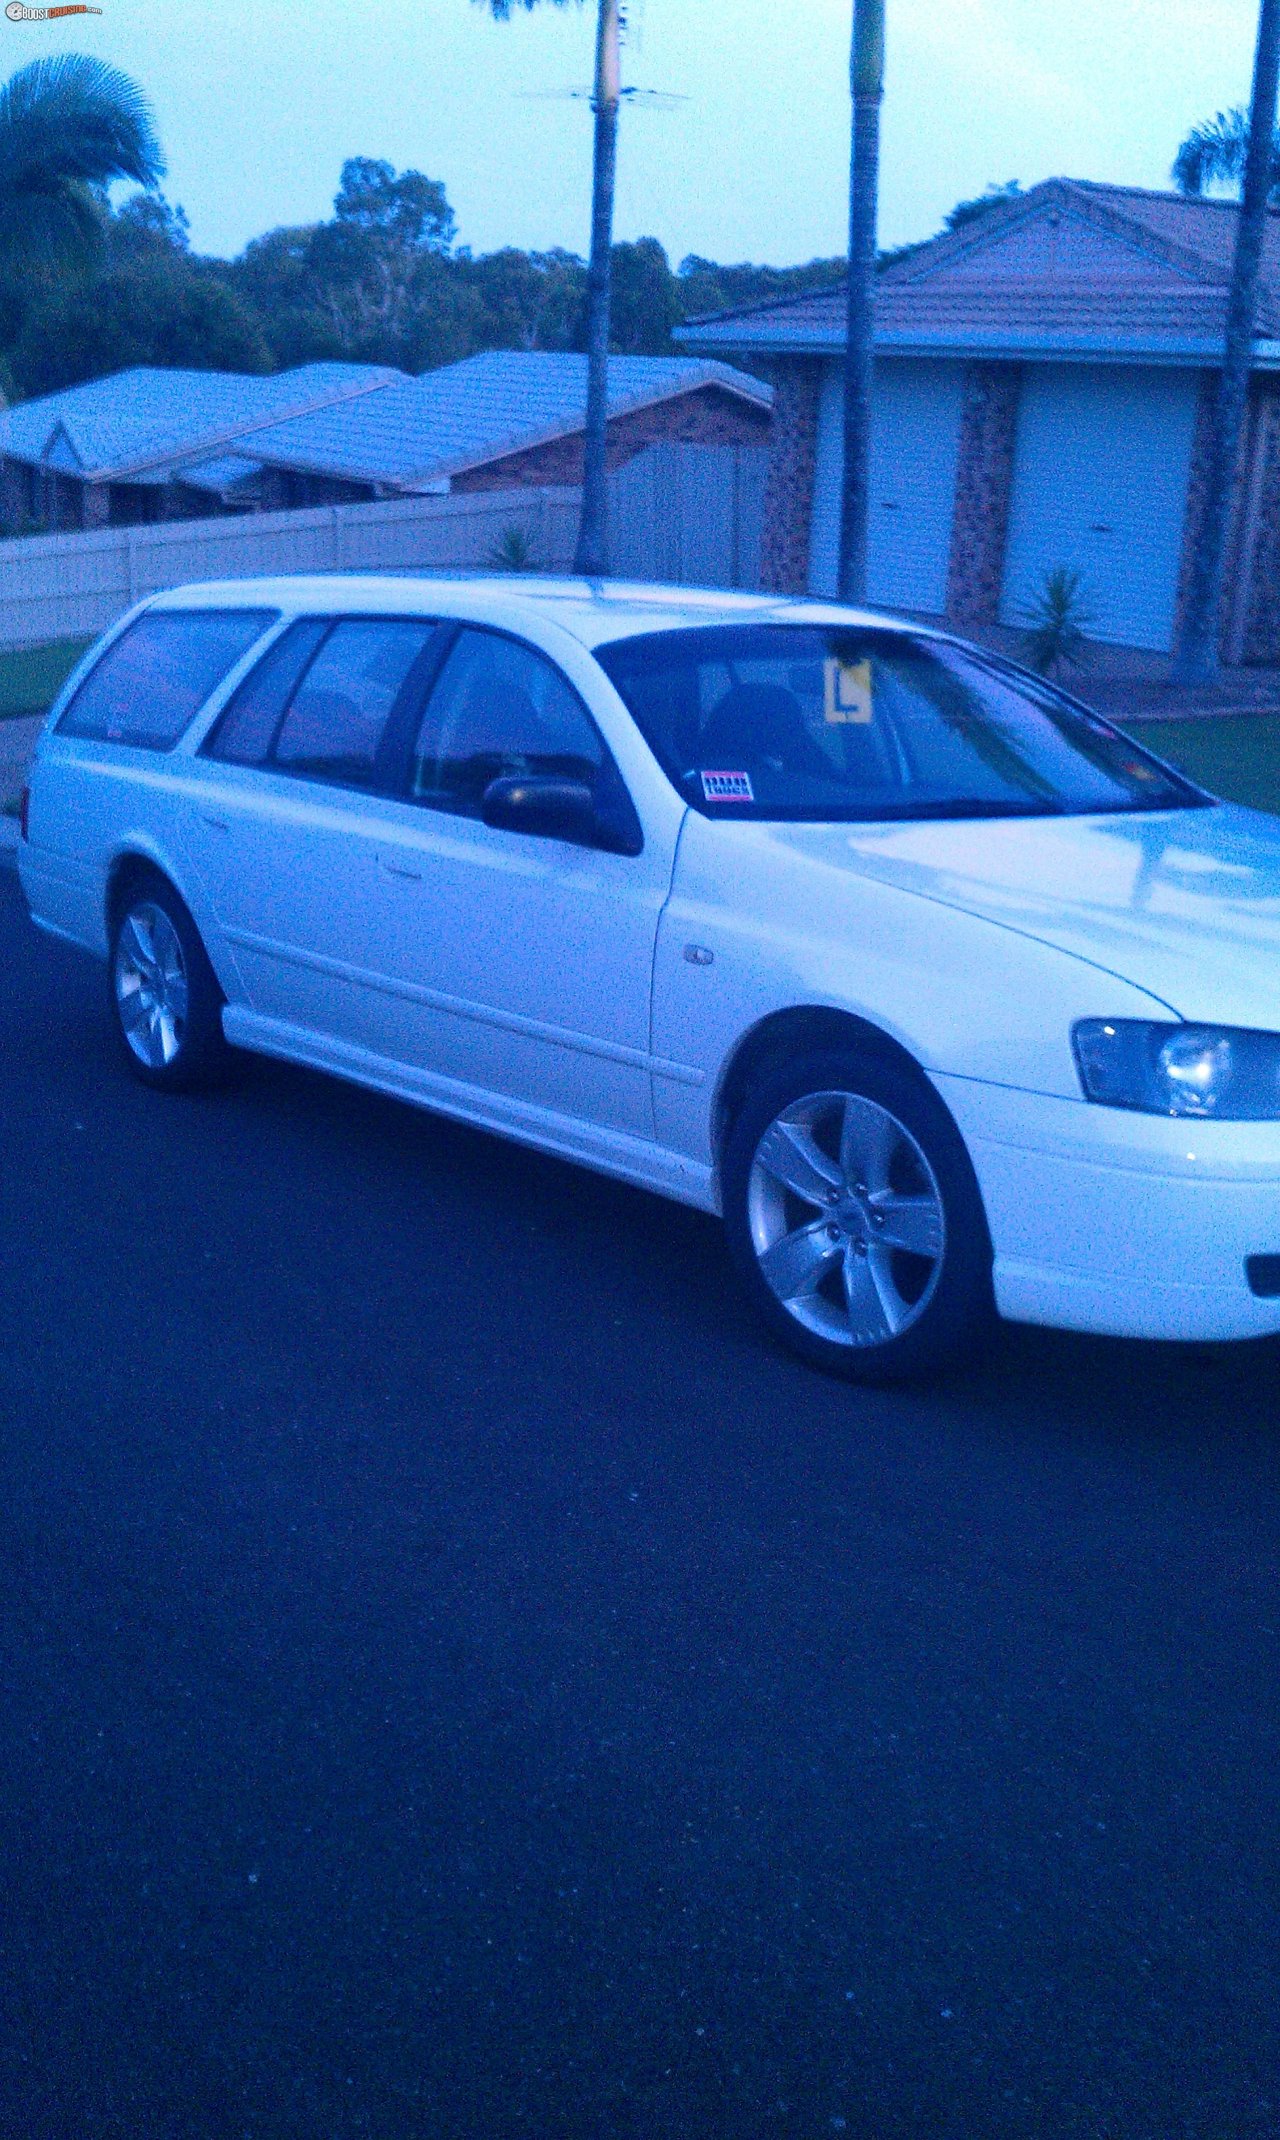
[0, 637, 93, 722]
[1131, 715, 1280, 816]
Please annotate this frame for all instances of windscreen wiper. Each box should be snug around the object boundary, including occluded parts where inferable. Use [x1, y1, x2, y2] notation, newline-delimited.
[863, 798, 1066, 821]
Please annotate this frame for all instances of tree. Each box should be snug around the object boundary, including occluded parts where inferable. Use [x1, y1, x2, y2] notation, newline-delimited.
[227, 158, 471, 373]
[458, 244, 587, 351]
[331, 156, 456, 251]
[111, 189, 190, 257]
[479, 0, 621, 575]
[943, 179, 1022, 232]
[838, 0, 885, 604]
[676, 253, 846, 318]
[305, 156, 461, 363]
[12, 253, 270, 397]
[1171, 0, 1280, 683]
[1174, 106, 1280, 200]
[0, 51, 163, 348]
[609, 236, 679, 353]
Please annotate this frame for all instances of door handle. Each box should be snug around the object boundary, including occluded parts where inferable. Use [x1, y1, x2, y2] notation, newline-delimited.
[379, 858, 423, 882]
[196, 810, 230, 832]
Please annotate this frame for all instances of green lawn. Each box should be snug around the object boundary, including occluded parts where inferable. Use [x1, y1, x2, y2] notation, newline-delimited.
[0, 636, 93, 722]
[1133, 716, 1280, 817]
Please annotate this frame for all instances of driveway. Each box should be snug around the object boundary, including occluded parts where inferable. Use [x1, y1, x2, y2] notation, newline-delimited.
[1, 863, 1278, 2140]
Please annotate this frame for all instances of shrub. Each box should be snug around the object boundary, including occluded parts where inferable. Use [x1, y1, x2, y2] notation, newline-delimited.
[1018, 565, 1095, 677]
[487, 525, 536, 572]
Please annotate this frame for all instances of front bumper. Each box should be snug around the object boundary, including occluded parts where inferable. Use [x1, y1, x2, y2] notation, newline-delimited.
[933, 1073, 1280, 1342]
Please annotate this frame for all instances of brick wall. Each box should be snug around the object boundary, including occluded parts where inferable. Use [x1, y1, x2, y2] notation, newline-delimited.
[945, 363, 1022, 627]
[451, 384, 770, 493]
[1224, 383, 1280, 664]
[757, 360, 823, 594]
[1169, 370, 1265, 659]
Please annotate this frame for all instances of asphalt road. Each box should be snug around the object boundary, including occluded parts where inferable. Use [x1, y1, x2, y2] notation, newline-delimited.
[2, 861, 1279, 2140]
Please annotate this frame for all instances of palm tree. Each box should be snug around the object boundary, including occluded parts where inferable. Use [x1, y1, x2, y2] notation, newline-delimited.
[838, 0, 885, 605]
[479, 0, 620, 577]
[1171, 0, 1280, 683]
[1174, 105, 1280, 200]
[0, 53, 163, 298]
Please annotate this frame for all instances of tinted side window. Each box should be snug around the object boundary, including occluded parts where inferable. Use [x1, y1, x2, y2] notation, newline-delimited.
[413, 627, 604, 817]
[203, 619, 330, 766]
[58, 609, 276, 751]
[271, 619, 437, 788]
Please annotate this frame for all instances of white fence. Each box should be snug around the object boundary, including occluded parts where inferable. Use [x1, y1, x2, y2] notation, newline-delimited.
[611, 442, 767, 591]
[0, 486, 580, 652]
[0, 442, 768, 652]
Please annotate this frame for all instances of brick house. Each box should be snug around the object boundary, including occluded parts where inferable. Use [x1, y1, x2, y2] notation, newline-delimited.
[0, 351, 771, 533]
[0, 363, 405, 532]
[233, 351, 772, 506]
[676, 179, 1280, 661]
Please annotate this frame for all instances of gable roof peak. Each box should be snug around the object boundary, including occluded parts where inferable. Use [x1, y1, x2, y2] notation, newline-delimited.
[41, 420, 84, 471]
[878, 174, 1244, 296]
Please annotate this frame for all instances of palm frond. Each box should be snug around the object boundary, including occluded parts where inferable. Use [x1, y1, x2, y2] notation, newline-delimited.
[0, 54, 164, 197]
[1172, 105, 1280, 201]
[1173, 108, 1248, 194]
[478, 0, 579, 17]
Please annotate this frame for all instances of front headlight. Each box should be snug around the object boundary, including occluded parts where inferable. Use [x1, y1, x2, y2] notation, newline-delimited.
[1073, 1019, 1280, 1120]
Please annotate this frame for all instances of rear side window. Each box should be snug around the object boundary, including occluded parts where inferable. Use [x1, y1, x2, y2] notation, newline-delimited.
[272, 619, 438, 788]
[204, 619, 330, 766]
[58, 609, 276, 751]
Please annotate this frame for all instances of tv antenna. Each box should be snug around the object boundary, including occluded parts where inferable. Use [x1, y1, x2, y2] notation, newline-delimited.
[517, 0, 684, 112]
[519, 85, 687, 111]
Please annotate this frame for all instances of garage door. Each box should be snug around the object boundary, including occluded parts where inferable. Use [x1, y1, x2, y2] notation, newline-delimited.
[809, 359, 966, 612]
[998, 365, 1199, 652]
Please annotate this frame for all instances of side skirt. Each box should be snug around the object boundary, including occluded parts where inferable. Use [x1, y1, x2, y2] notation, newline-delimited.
[220, 1004, 722, 1216]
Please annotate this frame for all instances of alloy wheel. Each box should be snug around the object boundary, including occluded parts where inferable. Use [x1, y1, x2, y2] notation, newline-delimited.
[113, 901, 191, 1071]
[746, 1088, 946, 1349]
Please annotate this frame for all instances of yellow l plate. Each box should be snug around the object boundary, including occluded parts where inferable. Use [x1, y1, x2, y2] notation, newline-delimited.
[824, 657, 873, 724]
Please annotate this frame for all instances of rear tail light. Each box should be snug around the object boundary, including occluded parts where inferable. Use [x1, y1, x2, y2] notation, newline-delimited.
[18, 785, 29, 842]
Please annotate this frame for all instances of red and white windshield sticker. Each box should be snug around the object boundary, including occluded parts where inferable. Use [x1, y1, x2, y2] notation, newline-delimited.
[700, 770, 754, 803]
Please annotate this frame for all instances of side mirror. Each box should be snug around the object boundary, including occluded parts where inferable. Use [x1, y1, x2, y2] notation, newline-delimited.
[481, 773, 601, 846]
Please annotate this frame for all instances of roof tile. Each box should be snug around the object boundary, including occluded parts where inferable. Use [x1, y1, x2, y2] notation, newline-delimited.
[242, 351, 772, 490]
[676, 179, 1280, 359]
[0, 362, 406, 482]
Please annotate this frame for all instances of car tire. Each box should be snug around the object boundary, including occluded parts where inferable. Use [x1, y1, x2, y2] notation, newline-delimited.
[109, 873, 230, 1091]
[722, 1046, 996, 1385]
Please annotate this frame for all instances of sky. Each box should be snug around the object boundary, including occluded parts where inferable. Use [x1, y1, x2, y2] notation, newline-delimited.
[8, 0, 1270, 266]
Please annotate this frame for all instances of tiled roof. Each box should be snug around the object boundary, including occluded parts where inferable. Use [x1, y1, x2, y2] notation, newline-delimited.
[0, 362, 406, 482]
[176, 453, 267, 498]
[1063, 179, 1280, 300]
[676, 179, 1280, 360]
[241, 351, 773, 491]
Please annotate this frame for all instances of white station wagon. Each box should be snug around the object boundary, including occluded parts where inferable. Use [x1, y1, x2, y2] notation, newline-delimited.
[18, 574, 1280, 1380]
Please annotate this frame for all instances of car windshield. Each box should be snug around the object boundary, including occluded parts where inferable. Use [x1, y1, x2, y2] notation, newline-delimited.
[594, 624, 1204, 822]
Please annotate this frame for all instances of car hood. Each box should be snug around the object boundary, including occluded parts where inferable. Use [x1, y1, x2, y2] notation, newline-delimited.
[766, 803, 1280, 1027]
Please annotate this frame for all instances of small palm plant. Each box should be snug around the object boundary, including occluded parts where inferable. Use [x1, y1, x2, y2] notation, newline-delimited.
[487, 524, 536, 572]
[1018, 565, 1095, 678]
